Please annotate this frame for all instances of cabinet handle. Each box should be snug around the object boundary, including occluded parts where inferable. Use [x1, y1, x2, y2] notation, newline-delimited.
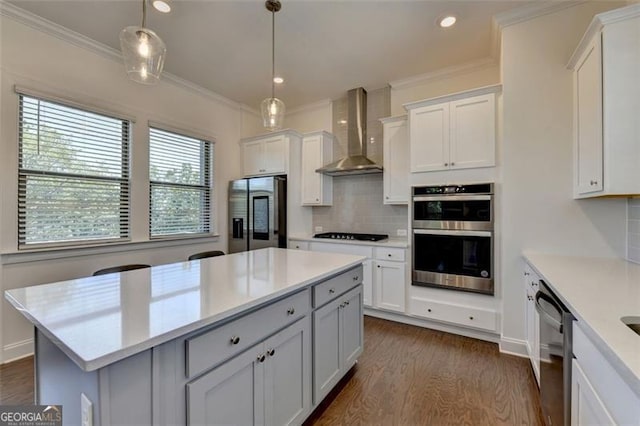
[444, 163, 448, 167]
[532, 281, 538, 287]
[230, 336, 240, 345]
[377, 265, 381, 268]
[469, 316, 474, 320]
[267, 348, 275, 357]
[329, 288, 336, 294]
[524, 271, 530, 276]
[295, 245, 300, 249]
[353, 275, 359, 281]
[386, 196, 389, 199]
[345, 301, 350, 306]
[590, 180, 598, 186]
[451, 162, 455, 166]
[387, 253, 392, 257]
[316, 198, 319, 202]
[257, 354, 266, 363]
[339, 303, 345, 308]
[427, 308, 432, 313]
[287, 307, 295, 316]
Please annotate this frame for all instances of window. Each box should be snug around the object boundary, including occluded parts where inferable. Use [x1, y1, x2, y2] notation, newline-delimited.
[18, 94, 130, 248]
[149, 127, 212, 237]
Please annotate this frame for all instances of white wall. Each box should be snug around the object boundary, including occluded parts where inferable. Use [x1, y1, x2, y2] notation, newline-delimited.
[500, 1, 627, 352]
[285, 100, 332, 134]
[0, 14, 247, 362]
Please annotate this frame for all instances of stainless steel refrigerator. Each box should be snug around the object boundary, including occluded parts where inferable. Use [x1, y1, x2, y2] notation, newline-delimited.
[228, 175, 287, 254]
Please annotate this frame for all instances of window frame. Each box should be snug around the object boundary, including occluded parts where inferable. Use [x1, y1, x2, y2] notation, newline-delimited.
[16, 92, 132, 250]
[148, 125, 214, 239]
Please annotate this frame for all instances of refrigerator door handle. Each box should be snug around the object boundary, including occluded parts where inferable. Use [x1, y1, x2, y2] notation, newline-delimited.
[232, 218, 244, 239]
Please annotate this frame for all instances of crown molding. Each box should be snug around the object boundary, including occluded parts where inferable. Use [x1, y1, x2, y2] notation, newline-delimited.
[286, 98, 332, 116]
[493, 1, 586, 30]
[0, 0, 242, 111]
[389, 57, 498, 91]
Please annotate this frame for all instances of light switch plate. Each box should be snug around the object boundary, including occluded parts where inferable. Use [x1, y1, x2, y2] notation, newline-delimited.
[314, 226, 323, 232]
[81, 393, 93, 426]
[397, 229, 408, 237]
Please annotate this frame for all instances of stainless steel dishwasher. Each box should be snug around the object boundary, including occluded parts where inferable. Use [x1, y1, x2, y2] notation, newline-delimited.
[535, 279, 575, 426]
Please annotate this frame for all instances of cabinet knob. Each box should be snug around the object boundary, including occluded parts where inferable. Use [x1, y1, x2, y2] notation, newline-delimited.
[524, 271, 530, 276]
[340, 303, 345, 308]
[257, 354, 266, 363]
[230, 336, 240, 345]
[387, 253, 392, 257]
[469, 316, 474, 320]
[267, 348, 275, 357]
[386, 196, 389, 199]
[287, 307, 295, 316]
[345, 301, 350, 306]
[329, 288, 336, 294]
[353, 275, 359, 281]
[295, 245, 300, 249]
[377, 265, 381, 268]
[444, 163, 448, 167]
[427, 308, 432, 313]
[316, 198, 319, 202]
[532, 281, 538, 287]
[451, 162, 455, 166]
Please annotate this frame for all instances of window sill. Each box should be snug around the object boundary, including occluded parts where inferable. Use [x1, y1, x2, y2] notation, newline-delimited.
[1, 234, 221, 265]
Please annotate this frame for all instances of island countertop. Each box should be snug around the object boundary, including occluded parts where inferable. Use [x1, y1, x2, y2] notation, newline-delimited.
[5, 248, 365, 372]
[524, 252, 640, 397]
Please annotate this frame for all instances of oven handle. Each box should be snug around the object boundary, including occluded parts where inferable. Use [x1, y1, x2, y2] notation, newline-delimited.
[413, 229, 492, 237]
[535, 290, 564, 334]
[413, 195, 492, 202]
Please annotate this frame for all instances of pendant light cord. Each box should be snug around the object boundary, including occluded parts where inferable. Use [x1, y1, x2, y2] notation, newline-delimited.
[271, 8, 275, 99]
[141, 0, 147, 28]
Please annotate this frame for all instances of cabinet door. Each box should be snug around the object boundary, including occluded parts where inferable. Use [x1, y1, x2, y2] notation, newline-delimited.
[262, 136, 287, 174]
[449, 93, 496, 170]
[186, 344, 264, 426]
[312, 297, 342, 404]
[362, 259, 374, 307]
[409, 103, 449, 172]
[243, 140, 265, 176]
[571, 359, 615, 426]
[574, 35, 603, 196]
[301, 135, 323, 205]
[383, 119, 409, 204]
[341, 285, 364, 370]
[374, 260, 406, 313]
[264, 317, 311, 426]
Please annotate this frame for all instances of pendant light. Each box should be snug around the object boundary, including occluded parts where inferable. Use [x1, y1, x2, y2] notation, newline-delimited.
[120, 0, 166, 85]
[261, 0, 285, 131]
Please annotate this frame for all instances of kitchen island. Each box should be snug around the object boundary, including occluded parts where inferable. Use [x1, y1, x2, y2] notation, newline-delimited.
[5, 248, 366, 426]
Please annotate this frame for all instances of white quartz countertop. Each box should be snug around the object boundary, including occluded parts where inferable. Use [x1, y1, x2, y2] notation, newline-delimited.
[524, 252, 640, 396]
[5, 248, 365, 372]
[290, 234, 409, 248]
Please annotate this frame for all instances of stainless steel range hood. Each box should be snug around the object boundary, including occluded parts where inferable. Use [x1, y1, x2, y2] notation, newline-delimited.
[316, 88, 382, 176]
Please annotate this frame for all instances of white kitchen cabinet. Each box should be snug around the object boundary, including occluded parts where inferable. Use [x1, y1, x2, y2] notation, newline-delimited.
[409, 297, 497, 332]
[380, 115, 409, 204]
[288, 240, 309, 250]
[404, 85, 499, 173]
[374, 260, 405, 313]
[571, 359, 615, 426]
[301, 131, 333, 206]
[241, 131, 299, 177]
[312, 285, 363, 404]
[362, 259, 374, 307]
[187, 317, 311, 426]
[568, 6, 640, 198]
[523, 264, 540, 384]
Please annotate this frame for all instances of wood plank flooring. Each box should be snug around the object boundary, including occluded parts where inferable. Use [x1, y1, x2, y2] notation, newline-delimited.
[0, 317, 543, 426]
[304, 317, 543, 426]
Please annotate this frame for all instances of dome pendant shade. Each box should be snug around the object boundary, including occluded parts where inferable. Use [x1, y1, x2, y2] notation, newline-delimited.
[120, 26, 166, 85]
[261, 97, 285, 130]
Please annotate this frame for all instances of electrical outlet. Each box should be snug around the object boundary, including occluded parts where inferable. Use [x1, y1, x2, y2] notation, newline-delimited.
[81, 393, 93, 426]
[314, 226, 323, 233]
[397, 229, 408, 237]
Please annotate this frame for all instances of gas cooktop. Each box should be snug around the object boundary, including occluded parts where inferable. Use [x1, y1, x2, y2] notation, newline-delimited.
[313, 232, 389, 242]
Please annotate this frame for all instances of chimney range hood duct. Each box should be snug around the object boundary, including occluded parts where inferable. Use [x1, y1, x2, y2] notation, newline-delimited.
[316, 87, 382, 176]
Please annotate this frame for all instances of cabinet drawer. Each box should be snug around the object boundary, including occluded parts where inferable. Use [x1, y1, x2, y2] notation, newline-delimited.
[309, 242, 373, 258]
[289, 240, 309, 250]
[409, 297, 497, 332]
[374, 247, 406, 262]
[186, 288, 310, 378]
[313, 266, 363, 308]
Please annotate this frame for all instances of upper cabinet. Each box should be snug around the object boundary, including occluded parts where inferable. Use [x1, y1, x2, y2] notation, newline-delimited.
[241, 130, 302, 177]
[301, 131, 333, 206]
[568, 5, 640, 198]
[404, 85, 500, 173]
[380, 115, 409, 204]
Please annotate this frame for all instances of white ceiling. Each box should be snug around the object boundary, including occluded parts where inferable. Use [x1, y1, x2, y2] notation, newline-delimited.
[7, 0, 529, 109]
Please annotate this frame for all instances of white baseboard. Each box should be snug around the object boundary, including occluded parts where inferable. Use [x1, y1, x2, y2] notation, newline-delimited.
[498, 336, 528, 357]
[364, 308, 500, 344]
[3, 338, 34, 364]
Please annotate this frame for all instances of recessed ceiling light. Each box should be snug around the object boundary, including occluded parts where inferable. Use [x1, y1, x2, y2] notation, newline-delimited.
[439, 15, 457, 28]
[152, 0, 171, 13]
[273, 76, 284, 84]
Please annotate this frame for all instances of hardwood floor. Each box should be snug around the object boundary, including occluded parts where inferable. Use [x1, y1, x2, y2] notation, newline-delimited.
[305, 317, 544, 426]
[0, 355, 34, 405]
[0, 317, 543, 426]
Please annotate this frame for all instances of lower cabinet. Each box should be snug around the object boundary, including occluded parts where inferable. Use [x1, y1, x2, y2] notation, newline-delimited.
[523, 264, 540, 384]
[571, 359, 615, 426]
[313, 285, 363, 404]
[187, 317, 311, 426]
[374, 260, 405, 313]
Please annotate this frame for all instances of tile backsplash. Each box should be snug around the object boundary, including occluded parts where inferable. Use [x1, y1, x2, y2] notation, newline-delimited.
[313, 174, 408, 236]
[312, 86, 408, 237]
[628, 198, 640, 263]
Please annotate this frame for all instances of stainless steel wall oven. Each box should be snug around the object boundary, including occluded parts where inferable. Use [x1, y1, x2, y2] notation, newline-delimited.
[412, 183, 494, 295]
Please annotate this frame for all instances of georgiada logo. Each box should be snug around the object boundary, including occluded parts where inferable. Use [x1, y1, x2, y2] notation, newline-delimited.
[0, 405, 62, 426]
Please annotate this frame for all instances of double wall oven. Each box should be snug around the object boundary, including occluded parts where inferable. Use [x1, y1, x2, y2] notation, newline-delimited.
[412, 183, 494, 295]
